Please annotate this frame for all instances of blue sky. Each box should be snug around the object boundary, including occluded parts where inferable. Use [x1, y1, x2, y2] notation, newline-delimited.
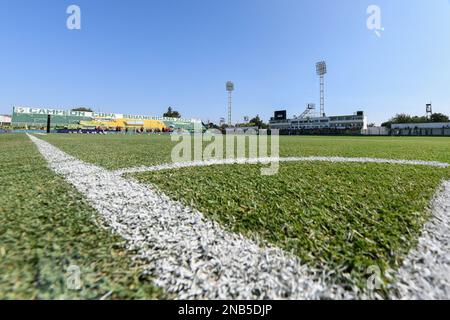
[1, 0, 449, 125]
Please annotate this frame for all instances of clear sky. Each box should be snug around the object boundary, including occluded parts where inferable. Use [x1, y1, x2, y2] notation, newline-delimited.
[1, 0, 450, 125]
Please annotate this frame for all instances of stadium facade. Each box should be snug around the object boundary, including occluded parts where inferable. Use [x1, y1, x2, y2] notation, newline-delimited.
[0, 115, 11, 125]
[269, 109, 368, 133]
[11, 107, 202, 132]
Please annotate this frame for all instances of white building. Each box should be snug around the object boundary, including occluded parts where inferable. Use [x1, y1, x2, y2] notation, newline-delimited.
[0, 115, 11, 125]
[269, 110, 368, 131]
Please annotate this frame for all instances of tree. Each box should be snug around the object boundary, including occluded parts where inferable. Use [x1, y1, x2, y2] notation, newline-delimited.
[381, 121, 392, 128]
[382, 113, 428, 127]
[72, 107, 93, 112]
[382, 112, 449, 127]
[430, 113, 449, 123]
[392, 114, 413, 124]
[207, 122, 220, 129]
[248, 115, 268, 129]
[163, 107, 181, 118]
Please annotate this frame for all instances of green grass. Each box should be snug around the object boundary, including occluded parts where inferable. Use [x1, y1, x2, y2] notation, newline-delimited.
[279, 136, 450, 163]
[37, 133, 450, 289]
[42, 134, 176, 170]
[132, 162, 450, 289]
[0, 134, 164, 299]
[3, 133, 450, 297]
[41, 134, 450, 170]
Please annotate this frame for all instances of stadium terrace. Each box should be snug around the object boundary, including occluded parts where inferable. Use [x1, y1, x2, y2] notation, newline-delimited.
[11, 107, 202, 132]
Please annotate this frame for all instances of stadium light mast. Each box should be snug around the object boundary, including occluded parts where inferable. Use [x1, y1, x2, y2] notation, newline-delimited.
[316, 61, 327, 117]
[226, 81, 234, 127]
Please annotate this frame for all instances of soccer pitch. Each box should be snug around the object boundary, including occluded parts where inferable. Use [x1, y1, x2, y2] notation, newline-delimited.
[1, 133, 450, 299]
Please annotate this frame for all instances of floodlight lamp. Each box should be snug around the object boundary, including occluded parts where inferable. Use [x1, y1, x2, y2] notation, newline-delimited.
[316, 61, 327, 76]
[226, 81, 234, 92]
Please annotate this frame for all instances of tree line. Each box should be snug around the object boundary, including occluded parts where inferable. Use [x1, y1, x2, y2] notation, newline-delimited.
[382, 113, 449, 128]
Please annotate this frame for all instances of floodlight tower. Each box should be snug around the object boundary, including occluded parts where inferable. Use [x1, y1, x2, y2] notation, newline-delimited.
[316, 61, 327, 117]
[226, 81, 234, 126]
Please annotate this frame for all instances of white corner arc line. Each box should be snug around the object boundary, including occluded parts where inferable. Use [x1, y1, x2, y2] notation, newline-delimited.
[28, 134, 450, 300]
[27, 134, 353, 300]
[113, 157, 449, 176]
[391, 180, 450, 300]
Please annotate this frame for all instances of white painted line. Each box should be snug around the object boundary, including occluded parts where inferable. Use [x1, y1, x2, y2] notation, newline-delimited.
[114, 156, 449, 176]
[114, 155, 450, 300]
[28, 134, 450, 299]
[391, 180, 450, 300]
[27, 134, 353, 299]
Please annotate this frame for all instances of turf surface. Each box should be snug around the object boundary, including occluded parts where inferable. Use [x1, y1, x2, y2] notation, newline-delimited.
[37, 133, 450, 290]
[132, 161, 449, 290]
[2, 133, 450, 297]
[0, 134, 163, 299]
[41, 134, 450, 169]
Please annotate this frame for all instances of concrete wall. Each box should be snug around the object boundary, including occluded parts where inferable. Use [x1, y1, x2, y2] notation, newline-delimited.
[361, 127, 389, 136]
[392, 122, 450, 130]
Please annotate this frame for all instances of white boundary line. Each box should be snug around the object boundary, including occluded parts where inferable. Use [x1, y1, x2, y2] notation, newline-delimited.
[392, 180, 450, 299]
[28, 134, 450, 299]
[27, 134, 352, 299]
[113, 157, 449, 176]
